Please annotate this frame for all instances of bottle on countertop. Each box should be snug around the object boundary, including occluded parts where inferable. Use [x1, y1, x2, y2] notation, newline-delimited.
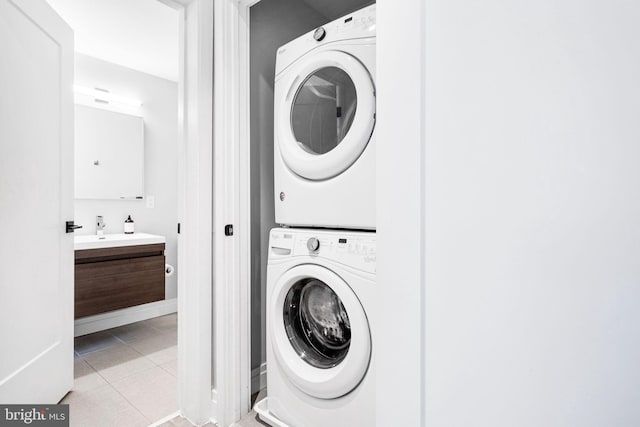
[124, 215, 135, 234]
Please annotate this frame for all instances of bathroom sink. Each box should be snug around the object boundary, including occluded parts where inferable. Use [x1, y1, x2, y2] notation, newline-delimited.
[74, 233, 165, 250]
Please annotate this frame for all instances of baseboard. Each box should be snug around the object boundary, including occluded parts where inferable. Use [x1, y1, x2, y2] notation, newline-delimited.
[74, 298, 178, 337]
[0, 341, 70, 403]
[251, 362, 267, 394]
[210, 388, 218, 425]
[212, 369, 263, 424]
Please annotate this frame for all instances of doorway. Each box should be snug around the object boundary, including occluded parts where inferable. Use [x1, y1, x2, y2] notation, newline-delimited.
[46, 0, 182, 423]
[245, 0, 374, 421]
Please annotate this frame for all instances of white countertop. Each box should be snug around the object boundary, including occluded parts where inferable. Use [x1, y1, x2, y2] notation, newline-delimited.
[74, 233, 166, 250]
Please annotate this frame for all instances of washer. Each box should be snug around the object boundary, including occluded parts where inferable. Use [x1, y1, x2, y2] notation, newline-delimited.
[256, 228, 376, 427]
[274, 5, 376, 230]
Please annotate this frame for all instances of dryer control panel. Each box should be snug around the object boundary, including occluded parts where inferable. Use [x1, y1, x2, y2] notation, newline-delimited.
[269, 228, 376, 274]
[275, 4, 376, 77]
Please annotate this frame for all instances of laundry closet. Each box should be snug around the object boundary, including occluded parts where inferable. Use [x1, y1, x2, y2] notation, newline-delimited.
[249, 1, 375, 425]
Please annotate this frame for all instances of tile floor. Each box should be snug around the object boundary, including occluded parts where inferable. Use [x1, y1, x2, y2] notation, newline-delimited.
[63, 314, 178, 427]
[159, 390, 269, 427]
[232, 389, 270, 427]
[64, 314, 267, 427]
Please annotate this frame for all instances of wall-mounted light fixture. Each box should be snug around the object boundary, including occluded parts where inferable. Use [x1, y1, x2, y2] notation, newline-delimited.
[74, 85, 143, 108]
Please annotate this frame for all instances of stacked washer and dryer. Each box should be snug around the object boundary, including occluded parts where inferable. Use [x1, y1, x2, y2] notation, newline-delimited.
[254, 5, 377, 427]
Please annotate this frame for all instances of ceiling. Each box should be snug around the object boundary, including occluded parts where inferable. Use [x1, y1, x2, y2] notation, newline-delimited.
[47, 0, 179, 81]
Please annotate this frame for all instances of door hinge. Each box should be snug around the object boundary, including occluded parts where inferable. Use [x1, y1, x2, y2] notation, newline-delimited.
[224, 224, 233, 236]
[177, 223, 181, 234]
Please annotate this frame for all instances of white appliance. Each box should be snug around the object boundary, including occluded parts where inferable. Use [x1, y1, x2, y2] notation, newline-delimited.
[255, 228, 376, 427]
[274, 5, 376, 230]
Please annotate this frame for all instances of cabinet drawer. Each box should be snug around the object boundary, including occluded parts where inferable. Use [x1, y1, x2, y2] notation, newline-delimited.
[75, 253, 165, 319]
[75, 243, 165, 264]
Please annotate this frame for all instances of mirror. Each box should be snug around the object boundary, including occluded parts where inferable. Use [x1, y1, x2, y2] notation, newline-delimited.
[74, 104, 144, 199]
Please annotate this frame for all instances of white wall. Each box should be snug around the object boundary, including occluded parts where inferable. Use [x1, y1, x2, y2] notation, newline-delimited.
[417, 0, 640, 426]
[376, 0, 424, 424]
[46, 0, 179, 81]
[74, 54, 179, 300]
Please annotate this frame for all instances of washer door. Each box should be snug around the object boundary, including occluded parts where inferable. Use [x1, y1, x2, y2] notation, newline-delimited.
[270, 264, 371, 399]
[277, 50, 375, 181]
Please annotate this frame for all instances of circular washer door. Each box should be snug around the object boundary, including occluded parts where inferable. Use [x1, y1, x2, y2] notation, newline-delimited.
[277, 50, 375, 181]
[270, 264, 371, 399]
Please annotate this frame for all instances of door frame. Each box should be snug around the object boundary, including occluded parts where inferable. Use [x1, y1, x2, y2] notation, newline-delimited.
[173, 0, 254, 425]
[167, 0, 252, 424]
[178, 0, 214, 424]
[215, 0, 427, 425]
[211, 0, 253, 425]
[161, 0, 219, 425]
[206, 1, 254, 425]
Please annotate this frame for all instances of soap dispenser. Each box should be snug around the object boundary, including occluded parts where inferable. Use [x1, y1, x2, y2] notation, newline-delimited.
[124, 215, 135, 234]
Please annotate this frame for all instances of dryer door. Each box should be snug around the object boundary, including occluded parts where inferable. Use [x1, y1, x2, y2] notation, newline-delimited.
[277, 50, 375, 181]
[270, 264, 371, 399]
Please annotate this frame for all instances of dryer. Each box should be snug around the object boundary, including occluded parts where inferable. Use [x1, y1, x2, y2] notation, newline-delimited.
[255, 228, 376, 427]
[274, 5, 376, 230]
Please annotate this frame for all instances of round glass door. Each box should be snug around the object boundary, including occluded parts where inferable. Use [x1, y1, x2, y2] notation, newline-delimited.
[290, 67, 357, 156]
[283, 278, 351, 369]
[270, 264, 371, 399]
[277, 50, 375, 181]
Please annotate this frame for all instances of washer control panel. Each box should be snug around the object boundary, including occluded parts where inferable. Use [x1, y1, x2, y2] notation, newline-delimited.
[269, 228, 376, 273]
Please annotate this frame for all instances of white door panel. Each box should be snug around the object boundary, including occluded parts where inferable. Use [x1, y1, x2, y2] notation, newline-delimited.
[0, 0, 74, 404]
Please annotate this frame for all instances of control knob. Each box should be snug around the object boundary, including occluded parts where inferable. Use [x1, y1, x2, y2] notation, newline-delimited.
[313, 27, 326, 41]
[307, 237, 320, 252]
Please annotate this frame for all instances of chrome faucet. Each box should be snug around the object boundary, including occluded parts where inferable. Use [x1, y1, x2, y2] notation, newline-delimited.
[96, 215, 106, 235]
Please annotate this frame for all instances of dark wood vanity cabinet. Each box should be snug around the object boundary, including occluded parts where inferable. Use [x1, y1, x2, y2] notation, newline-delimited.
[75, 243, 165, 319]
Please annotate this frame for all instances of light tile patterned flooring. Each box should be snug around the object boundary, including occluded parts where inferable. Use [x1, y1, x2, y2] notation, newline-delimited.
[231, 389, 270, 427]
[63, 314, 178, 427]
[159, 389, 269, 427]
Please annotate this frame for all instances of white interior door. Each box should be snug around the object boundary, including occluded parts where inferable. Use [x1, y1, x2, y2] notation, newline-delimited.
[0, 0, 74, 404]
